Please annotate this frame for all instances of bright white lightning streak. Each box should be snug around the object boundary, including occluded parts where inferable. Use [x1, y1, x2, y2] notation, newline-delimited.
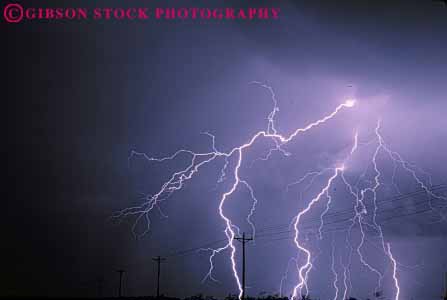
[333, 118, 442, 300]
[386, 243, 400, 300]
[351, 130, 359, 154]
[319, 190, 333, 240]
[320, 130, 359, 239]
[335, 124, 387, 294]
[299, 127, 388, 299]
[289, 131, 358, 299]
[369, 118, 444, 297]
[287, 168, 332, 237]
[374, 119, 447, 215]
[331, 237, 340, 300]
[117, 78, 446, 300]
[344, 120, 389, 295]
[279, 256, 299, 297]
[340, 256, 349, 300]
[204, 101, 353, 299]
[116, 82, 356, 299]
[361, 118, 443, 300]
[291, 166, 344, 300]
[241, 180, 259, 239]
[216, 150, 243, 295]
[342, 161, 385, 294]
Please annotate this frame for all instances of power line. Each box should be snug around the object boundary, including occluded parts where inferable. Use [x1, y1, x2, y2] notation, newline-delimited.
[256, 184, 446, 235]
[253, 206, 447, 246]
[255, 185, 446, 236]
[163, 185, 446, 259]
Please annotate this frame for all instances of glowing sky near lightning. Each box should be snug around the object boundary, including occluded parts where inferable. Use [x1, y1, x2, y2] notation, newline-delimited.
[119, 81, 445, 300]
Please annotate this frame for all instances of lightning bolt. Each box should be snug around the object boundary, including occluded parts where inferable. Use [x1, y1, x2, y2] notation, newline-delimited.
[331, 236, 340, 300]
[340, 253, 350, 300]
[286, 114, 445, 300]
[117, 82, 443, 300]
[291, 166, 344, 299]
[373, 120, 447, 217]
[387, 243, 400, 300]
[116, 83, 356, 299]
[279, 256, 299, 297]
[290, 127, 360, 299]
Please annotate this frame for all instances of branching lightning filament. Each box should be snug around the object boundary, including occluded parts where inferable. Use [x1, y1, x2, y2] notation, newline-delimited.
[115, 83, 444, 300]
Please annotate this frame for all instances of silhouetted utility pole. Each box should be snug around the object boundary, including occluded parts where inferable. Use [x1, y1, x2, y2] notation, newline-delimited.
[152, 256, 166, 298]
[116, 269, 125, 297]
[235, 232, 253, 300]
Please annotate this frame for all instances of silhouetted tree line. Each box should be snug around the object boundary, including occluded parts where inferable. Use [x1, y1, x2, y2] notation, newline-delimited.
[0, 290, 388, 300]
[177, 290, 386, 300]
